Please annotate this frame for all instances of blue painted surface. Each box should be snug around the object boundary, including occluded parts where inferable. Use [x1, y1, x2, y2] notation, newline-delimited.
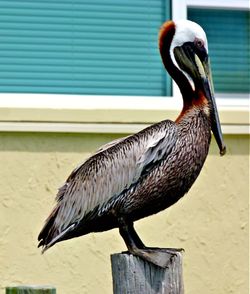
[0, 0, 171, 96]
[188, 8, 250, 93]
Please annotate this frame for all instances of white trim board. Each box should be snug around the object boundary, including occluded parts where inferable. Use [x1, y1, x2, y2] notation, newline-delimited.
[0, 93, 182, 110]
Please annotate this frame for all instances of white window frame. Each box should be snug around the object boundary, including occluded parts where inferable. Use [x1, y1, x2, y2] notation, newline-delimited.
[0, 0, 249, 134]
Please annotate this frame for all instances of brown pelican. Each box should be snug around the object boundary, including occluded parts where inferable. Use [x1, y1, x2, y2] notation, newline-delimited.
[38, 20, 226, 268]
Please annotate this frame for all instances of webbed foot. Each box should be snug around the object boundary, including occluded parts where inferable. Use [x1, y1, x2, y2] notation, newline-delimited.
[146, 247, 185, 253]
[128, 247, 181, 268]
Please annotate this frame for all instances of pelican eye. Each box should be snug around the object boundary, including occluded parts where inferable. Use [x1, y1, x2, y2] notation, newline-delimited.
[194, 38, 204, 48]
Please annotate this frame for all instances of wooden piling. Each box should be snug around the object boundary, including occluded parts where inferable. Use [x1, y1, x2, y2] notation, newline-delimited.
[111, 250, 184, 294]
[6, 286, 56, 294]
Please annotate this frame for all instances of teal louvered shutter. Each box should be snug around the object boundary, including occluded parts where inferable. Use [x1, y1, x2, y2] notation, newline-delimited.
[0, 0, 171, 96]
[188, 8, 250, 93]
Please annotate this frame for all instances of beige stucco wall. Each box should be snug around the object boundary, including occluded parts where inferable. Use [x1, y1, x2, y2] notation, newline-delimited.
[0, 132, 248, 294]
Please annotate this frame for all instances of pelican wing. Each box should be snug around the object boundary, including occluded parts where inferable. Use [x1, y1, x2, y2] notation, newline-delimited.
[38, 120, 177, 248]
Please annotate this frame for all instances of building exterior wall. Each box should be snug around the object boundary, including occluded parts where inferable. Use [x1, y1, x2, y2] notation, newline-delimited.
[0, 1, 249, 293]
[0, 132, 248, 294]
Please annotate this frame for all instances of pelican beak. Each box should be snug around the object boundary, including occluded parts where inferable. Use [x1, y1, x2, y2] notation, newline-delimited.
[201, 58, 226, 156]
[174, 45, 226, 156]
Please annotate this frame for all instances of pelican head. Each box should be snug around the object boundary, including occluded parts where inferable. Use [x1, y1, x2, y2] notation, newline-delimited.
[159, 20, 226, 156]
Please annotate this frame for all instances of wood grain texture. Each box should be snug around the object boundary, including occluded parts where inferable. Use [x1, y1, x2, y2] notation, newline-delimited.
[6, 286, 56, 294]
[111, 250, 184, 294]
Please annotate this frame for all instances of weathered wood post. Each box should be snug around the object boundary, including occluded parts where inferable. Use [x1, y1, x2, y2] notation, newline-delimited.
[6, 286, 56, 294]
[111, 250, 184, 294]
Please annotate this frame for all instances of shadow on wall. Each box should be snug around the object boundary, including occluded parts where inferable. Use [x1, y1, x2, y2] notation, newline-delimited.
[0, 132, 249, 155]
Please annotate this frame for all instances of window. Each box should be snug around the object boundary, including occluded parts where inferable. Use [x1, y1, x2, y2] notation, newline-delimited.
[0, 0, 171, 96]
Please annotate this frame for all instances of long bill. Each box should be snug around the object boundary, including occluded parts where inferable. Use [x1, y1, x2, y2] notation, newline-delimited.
[173, 46, 226, 156]
[201, 58, 226, 156]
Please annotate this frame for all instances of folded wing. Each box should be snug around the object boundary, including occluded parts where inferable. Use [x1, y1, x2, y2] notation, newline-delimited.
[38, 120, 177, 250]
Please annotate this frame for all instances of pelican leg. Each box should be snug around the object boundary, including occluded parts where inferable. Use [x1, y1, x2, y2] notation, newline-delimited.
[118, 217, 177, 268]
[118, 218, 145, 249]
[126, 223, 145, 249]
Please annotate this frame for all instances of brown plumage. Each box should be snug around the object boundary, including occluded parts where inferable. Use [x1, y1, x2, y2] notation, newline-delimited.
[38, 19, 226, 268]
